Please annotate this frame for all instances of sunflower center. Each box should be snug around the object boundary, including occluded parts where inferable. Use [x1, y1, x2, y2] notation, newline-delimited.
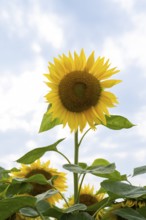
[25, 169, 52, 196]
[79, 194, 98, 206]
[59, 71, 101, 112]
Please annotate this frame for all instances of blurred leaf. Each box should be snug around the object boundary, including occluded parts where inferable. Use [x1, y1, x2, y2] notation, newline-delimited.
[64, 204, 87, 213]
[42, 205, 63, 218]
[101, 181, 146, 198]
[88, 163, 115, 175]
[92, 158, 127, 180]
[138, 207, 146, 218]
[79, 162, 88, 169]
[0, 196, 36, 220]
[6, 182, 32, 197]
[20, 207, 38, 217]
[36, 189, 59, 202]
[63, 163, 115, 176]
[63, 164, 85, 174]
[13, 174, 49, 185]
[105, 115, 135, 130]
[87, 197, 111, 212]
[133, 165, 146, 177]
[114, 207, 146, 220]
[60, 212, 94, 220]
[16, 138, 64, 164]
[39, 105, 61, 133]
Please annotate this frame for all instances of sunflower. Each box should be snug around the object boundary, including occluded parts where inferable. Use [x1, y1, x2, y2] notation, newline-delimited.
[103, 199, 146, 220]
[11, 160, 67, 205]
[45, 49, 121, 132]
[66, 185, 105, 219]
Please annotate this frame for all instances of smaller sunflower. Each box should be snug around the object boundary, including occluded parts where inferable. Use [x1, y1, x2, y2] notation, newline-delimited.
[11, 160, 67, 205]
[66, 184, 105, 219]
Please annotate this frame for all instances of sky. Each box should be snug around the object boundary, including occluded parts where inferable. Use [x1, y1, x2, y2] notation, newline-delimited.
[0, 0, 146, 191]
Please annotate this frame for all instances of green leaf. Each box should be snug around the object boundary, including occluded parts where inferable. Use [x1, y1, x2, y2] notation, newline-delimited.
[63, 164, 85, 173]
[114, 207, 146, 220]
[16, 138, 64, 164]
[133, 165, 146, 177]
[13, 174, 49, 185]
[39, 105, 61, 132]
[105, 115, 135, 130]
[101, 181, 146, 198]
[88, 163, 116, 175]
[60, 212, 94, 220]
[42, 205, 63, 218]
[6, 182, 32, 196]
[63, 163, 116, 176]
[87, 197, 111, 213]
[20, 207, 38, 217]
[79, 162, 88, 169]
[64, 204, 87, 213]
[36, 189, 59, 202]
[92, 158, 127, 180]
[0, 196, 36, 220]
[138, 207, 146, 218]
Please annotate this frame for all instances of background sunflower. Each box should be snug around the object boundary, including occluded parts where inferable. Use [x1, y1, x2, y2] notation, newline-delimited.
[11, 160, 67, 205]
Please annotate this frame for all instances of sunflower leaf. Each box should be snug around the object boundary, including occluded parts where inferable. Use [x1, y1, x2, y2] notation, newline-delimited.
[113, 207, 146, 220]
[36, 189, 59, 202]
[16, 138, 65, 164]
[60, 212, 94, 220]
[88, 163, 116, 175]
[63, 164, 85, 173]
[101, 180, 146, 198]
[64, 203, 87, 213]
[91, 158, 127, 180]
[39, 105, 62, 133]
[12, 174, 49, 185]
[63, 163, 116, 176]
[104, 115, 135, 130]
[0, 196, 36, 220]
[133, 165, 146, 177]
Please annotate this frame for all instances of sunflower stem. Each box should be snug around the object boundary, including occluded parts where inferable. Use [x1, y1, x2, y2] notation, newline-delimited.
[77, 173, 86, 201]
[74, 130, 79, 204]
[56, 150, 71, 164]
[78, 127, 91, 147]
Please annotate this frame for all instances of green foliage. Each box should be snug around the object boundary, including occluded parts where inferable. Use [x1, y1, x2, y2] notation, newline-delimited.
[0, 196, 36, 220]
[64, 204, 87, 213]
[105, 115, 135, 130]
[63, 163, 116, 176]
[92, 158, 127, 180]
[16, 138, 64, 164]
[39, 105, 61, 133]
[133, 165, 146, 177]
[101, 180, 146, 198]
[60, 212, 94, 220]
[113, 207, 146, 220]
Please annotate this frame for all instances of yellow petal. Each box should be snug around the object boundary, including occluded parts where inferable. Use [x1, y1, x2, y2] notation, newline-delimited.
[100, 79, 122, 88]
[85, 51, 95, 71]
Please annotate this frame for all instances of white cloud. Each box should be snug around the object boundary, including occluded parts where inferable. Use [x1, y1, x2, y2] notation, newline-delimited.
[0, 1, 65, 48]
[0, 56, 47, 132]
[134, 106, 146, 141]
[102, 7, 146, 73]
[112, 0, 135, 12]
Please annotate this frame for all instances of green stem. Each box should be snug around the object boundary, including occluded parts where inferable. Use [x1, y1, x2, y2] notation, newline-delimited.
[56, 150, 71, 164]
[78, 173, 86, 200]
[74, 130, 79, 204]
[78, 128, 91, 147]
